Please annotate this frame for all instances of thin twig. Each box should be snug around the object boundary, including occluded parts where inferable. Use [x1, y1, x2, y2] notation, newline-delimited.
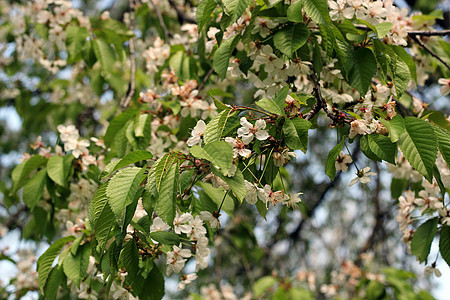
[148, 0, 170, 41]
[407, 29, 450, 37]
[304, 69, 339, 122]
[410, 35, 450, 70]
[117, 0, 137, 114]
[198, 68, 214, 91]
[167, 0, 196, 24]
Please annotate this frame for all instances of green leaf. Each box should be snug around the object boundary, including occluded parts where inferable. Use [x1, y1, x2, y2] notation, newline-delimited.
[325, 138, 346, 180]
[391, 57, 411, 97]
[213, 35, 240, 79]
[366, 280, 385, 300]
[222, 0, 251, 23]
[374, 22, 392, 38]
[104, 108, 139, 147]
[134, 114, 150, 137]
[399, 117, 437, 181]
[300, 0, 331, 25]
[273, 23, 310, 57]
[380, 115, 405, 143]
[197, 0, 217, 32]
[389, 45, 417, 83]
[102, 150, 153, 178]
[44, 265, 64, 300]
[65, 25, 89, 63]
[287, 1, 303, 22]
[12, 155, 47, 192]
[348, 48, 377, 96]
[155, 161, 179, 225]
[313, 39, 323, 76]
[253, 276, 278, 298]
[62, 244, 91, 286]
[282, 118, 312, 153]
[367, 134, 396, 164]
[190, 141, 234, 175]
[411, 218, 438, 263]
[119, 240, 139, 284]
[204, 108, 236, 143]
[139, 263, 164, 300]
[169, 50, 185, 78]
[149, 231, 181, 245]
[256, 97, 285, 116]
[198, 183, 234, 217]
[433, 125, 450, 168]
[22, 168, 46, 210]
[37, 236, 75, 292]
[211, 167, 246, 202]
[361, 135, 382, 161]
[106, 167, 145, 220]
[47, 155, 73, 187]
[92, 38, 116, 74]
[439, 226, 450, 267]
[88, 184, 115, 251]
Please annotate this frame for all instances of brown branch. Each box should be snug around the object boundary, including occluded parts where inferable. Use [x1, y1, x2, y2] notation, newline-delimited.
[304, 69, 339, 122]
[353, 25, 450, 37]
[167, 0, 196, 24]
[198, 68, 214, 91]
[410, 35, 450, 70]
[148, 0, 170, 41]
[117, 0, 137, 115]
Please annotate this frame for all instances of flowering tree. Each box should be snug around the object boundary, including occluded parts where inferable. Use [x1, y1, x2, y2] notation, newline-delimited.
[0, 0, 450, 299]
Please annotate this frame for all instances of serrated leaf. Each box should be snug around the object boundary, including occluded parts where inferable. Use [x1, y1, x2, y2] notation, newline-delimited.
[222, 0, 251, 22]
[255, 97, 285, 116]
[389, 45, 417, 83]
[119, 240, 139, 284]
[411, 218, 438, 263]
[140, 263, 165, 299]
[313, 39, 323, 76]
[211, 167, 246, 202]
[62, 244, 91, 286]
[106, 167, 145, 220]
[325, 138, 346, 180]
[66, 25, 89, 63]
[399, 117, 437, 181]
[433, 125, 450, 168]
[43, 265, 64, 300]
[361, 135, 382, 161]
[134, 114, 149, 137]
[37, 236, 75, 293]
[374, 22, 392, 38]
[253, 276, 278, 298]
[104, 108, 139, 147]
[102, 150, 153, 179]
[155, 161, 179, 225]
[12, 155, 47, 192]
[204, 109, 235, 143]
[149, 231, 181, 245]
[47, 155, 72, 187]
[287, 1, 303, 22]
[198, 183, 234, 217]
[213, 35, 240, 79]
[92, 38, 116, 74]
[349, 48, 377, 95]
[439, 226, 450, 267]
[301, 0, 331, 25]
[22, 168, 46, 210]
[197, 0, 217, 32]
[88, 184, 115, 251]
[191, 141, 234, 175]
[367, 134, 396, 164]
[380, 115, 405, 143]
[282, 118, 311, 153]
[273, 23, 310, 57]
[391, 57, 410, 97]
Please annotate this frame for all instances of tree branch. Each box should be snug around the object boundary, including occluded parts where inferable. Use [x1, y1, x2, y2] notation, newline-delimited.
[410, 35, 450, 70]
[304, 69, 339, 123]
[148, 0, 170, 41]
[167, 0, 196, 24]
[353, 25, 450, 37]
[117, 0, 137, 114]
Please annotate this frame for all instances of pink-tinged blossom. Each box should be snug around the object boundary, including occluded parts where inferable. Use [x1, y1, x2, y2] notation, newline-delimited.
[237, 117, 270, 144]
[166, 244, 192, 275]
[177, 273, 198, 290]
[200, 211, 220, 229]
[187, 120, 206, 147]
[349, 119, 368, 139]
[225, 137, 252, 158]
[150, 217, 170, 232]
[328, 0, 355, 22]
[438, 78, 450, 96]
[335, 151, 352, 172]
[349, 167, 377, 186]
[173, 212, 193, 234]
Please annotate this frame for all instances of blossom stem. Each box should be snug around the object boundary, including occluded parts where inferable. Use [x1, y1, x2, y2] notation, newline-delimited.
[259, 147, 274, 182]
[218, 190, 230, 212]
[344, 143, 359, 173]
[235, 105, 273, 117]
